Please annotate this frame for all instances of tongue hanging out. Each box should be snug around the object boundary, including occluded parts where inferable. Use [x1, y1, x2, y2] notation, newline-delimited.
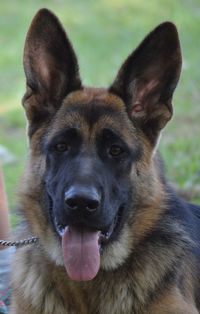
[62, 226, 100, 281]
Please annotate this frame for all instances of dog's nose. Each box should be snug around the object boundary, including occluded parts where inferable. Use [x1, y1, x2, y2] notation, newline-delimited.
[64, 187, 100, 212]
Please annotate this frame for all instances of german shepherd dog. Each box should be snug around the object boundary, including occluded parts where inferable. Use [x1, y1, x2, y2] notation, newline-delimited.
[10, 9, 200, 314]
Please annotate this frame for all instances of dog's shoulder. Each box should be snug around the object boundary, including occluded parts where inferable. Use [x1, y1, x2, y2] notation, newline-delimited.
[166, 187, 200, 244]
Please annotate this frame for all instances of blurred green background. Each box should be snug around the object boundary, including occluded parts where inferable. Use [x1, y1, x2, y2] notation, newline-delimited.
[0, 0, 199, 225]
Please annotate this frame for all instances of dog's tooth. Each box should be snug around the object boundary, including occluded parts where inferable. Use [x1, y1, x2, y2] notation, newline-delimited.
[60, 229, 65, 236]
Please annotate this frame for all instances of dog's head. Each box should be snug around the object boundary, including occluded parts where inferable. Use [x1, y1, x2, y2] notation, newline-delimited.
[21, 9, 181, 281]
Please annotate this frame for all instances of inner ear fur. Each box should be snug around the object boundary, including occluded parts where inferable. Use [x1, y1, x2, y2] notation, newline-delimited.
[23, 9, 82, 135]
[110, 22, 182, 144]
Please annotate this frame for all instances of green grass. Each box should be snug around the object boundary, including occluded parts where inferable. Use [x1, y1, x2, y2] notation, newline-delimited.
[0, 0, 200, 221]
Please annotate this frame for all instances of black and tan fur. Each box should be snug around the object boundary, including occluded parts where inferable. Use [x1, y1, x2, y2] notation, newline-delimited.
[10, 9, 200, 314]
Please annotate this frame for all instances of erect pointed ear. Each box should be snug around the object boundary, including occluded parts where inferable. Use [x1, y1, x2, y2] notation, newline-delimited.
[109, 22, 182, 144]
[23, 9, 82, 136]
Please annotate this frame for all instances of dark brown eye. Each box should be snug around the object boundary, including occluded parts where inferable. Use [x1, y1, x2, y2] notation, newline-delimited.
[108, 145, 124, 157]
[55, 143, 68, 153]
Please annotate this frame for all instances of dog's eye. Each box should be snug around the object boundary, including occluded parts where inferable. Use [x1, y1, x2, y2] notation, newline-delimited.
[108, 145, 124, 157]
[55, 143, 69, 153]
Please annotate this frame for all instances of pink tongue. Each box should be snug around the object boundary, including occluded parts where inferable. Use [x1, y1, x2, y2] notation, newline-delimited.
[62, 226, 100, 281]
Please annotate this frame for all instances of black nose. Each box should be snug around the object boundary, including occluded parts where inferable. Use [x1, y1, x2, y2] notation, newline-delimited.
[64, 187, 100, 212]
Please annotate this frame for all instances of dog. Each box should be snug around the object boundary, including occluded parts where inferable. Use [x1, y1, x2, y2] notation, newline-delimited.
[10, 8, 200, 314]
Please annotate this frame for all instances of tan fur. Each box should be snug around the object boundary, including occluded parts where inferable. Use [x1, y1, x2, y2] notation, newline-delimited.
[64, 88, 125, 110]
[148, 286, 199, 314]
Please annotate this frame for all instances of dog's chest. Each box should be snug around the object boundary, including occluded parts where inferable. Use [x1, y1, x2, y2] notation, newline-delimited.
[70, 275, 139, 314]
[12, 249, 142, 314]
[26, 271, 137, 314]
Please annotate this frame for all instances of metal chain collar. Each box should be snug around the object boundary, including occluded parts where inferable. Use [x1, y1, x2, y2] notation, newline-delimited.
[0, 236, 38, 248]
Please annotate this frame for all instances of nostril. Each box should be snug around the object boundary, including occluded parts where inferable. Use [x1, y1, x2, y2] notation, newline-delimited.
[86, 199, 99, 212]
[65, 197, 78, 210]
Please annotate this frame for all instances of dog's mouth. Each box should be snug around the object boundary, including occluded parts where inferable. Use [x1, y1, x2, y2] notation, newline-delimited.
[53, 207, 123, 246]
[48, 196, 124, 282]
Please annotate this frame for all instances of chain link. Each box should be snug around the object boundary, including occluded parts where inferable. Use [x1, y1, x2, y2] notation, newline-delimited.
[0, 237, 38, 247]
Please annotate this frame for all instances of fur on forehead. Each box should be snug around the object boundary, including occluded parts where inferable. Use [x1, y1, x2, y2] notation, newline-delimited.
[62, 87, 125, 110]
[44, 87, 139, 146]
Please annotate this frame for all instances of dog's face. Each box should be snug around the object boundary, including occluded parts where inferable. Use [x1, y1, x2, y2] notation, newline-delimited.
[22, 9, 181, 281]
[45, 95, 135, 241]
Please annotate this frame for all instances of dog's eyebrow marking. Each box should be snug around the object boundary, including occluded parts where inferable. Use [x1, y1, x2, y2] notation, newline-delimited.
[98, 128, 143, 162]
[44, 127, 81, 151]
[64, 102, 123, 127]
